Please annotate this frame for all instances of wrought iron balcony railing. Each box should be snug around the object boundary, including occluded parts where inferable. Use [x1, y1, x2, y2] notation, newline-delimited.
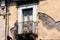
[11, 21, 38, 36]
[23, 21, 37, 33]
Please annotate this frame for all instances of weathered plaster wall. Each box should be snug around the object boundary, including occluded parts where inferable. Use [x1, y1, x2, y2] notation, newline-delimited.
[0, 7, 5, 40]
[0, 17, 5, 40]
[7, 0, 60, 40]
[37, 0, 60, 40]
[8, 2, 18, 37]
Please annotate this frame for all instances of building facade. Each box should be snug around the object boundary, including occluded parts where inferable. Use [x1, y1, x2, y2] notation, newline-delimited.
[0, 0, 60, 40]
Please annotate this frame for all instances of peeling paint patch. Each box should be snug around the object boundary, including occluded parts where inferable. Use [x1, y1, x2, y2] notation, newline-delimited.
[38, 12, 60, 31]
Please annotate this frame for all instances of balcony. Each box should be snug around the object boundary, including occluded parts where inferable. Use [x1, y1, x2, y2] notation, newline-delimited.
[17, 0, 35, 1]
[17, 0, 39, 5]
[10, 21, 38, 36]
[22, 21, 38, 33]
[0, 0, 39, 5]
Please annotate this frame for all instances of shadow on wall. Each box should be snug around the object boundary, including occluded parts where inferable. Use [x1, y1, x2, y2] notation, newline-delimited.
[10, 20, 18, 35]
[38, 12, 60, 31]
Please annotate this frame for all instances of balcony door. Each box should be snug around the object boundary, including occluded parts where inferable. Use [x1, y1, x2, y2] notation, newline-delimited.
[18, 3, 37, 34]
[22, 8, 33, 33]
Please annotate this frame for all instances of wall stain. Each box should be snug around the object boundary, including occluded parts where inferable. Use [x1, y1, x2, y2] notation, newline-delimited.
[38, 12, 60, 31]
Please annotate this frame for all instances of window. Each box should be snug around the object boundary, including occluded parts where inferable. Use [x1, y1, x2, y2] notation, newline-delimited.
[22, 8, 33, 33]
[22, 8, 33, 21]
[18, 3, 37, 34]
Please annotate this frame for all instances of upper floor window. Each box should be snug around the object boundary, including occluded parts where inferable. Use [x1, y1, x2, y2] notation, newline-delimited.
[18, 3, 38, 34]
[22, 8, 33, 21]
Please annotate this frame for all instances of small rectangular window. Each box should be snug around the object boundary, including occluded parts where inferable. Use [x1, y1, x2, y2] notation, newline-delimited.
[22, 8, 33, 21]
